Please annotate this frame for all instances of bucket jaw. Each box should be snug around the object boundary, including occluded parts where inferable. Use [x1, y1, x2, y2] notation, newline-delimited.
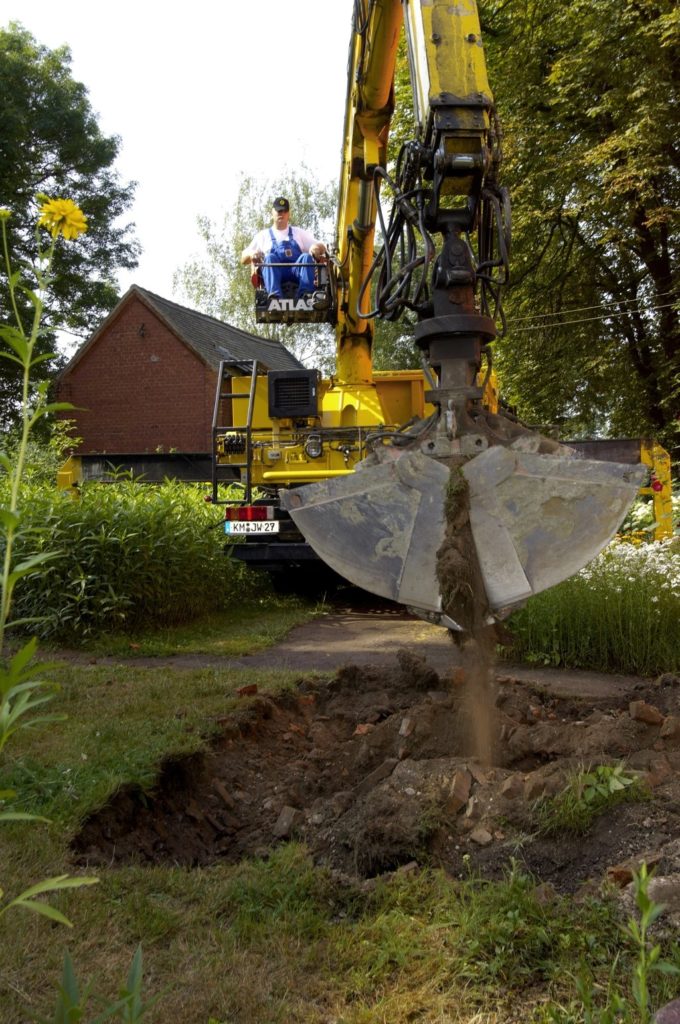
[280, 446, 646, 628]
[282, 451, 451, 615]
[462, 446, 646, 614]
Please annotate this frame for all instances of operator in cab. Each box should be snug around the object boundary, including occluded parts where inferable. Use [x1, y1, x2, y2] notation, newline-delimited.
[240, 197, 327, 300]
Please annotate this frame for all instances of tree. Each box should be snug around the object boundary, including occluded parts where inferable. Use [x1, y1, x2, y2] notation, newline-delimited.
[377, 7, 679, 450]
[478, 0, 679, 452]
[0, 23, 140, 428]
[174, 168, 337, 370]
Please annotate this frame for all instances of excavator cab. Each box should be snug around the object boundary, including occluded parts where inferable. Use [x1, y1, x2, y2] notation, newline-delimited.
[253, 259, 337, 325]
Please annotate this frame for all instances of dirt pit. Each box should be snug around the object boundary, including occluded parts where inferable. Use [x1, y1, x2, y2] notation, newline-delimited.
[72, 657, 680, 893]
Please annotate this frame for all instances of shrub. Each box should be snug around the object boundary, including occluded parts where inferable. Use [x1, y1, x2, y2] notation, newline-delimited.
[0, 419, 81, 485]
[621, 494, 679, 538]
[505, 539, 680, 675]
[2, 477, 257, 638]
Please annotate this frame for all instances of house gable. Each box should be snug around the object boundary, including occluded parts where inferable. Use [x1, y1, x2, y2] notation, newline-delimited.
[57, 294, 214, 453]
[57, 285, 305, 455]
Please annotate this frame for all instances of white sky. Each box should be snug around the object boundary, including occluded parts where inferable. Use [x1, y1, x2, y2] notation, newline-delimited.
[2, 0, 354, 305]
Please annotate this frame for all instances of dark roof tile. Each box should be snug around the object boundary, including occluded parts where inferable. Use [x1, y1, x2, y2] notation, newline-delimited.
[135, 287, 303, 370]
[59, 285, 304, 377]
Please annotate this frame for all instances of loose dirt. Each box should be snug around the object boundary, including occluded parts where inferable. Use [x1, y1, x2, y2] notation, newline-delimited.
[71, 625, 680, 894]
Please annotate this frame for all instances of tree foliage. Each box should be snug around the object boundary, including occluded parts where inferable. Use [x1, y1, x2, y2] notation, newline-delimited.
[0, 23, 140, 427]
[479, 0, 679, 450]
[174, 168, 337, 370]
[384, 6, 679, 450]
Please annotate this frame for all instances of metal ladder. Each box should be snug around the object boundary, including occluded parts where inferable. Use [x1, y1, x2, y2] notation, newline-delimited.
[211, 360, 263, 504]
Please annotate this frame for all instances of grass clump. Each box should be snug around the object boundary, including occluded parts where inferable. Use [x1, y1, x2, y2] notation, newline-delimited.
[79, 601, 318, 658]
[1, 477, 274, 640]
[504, 538, 680, 675]
[535, 763, 648, 837]
[0, 662, 303, 827]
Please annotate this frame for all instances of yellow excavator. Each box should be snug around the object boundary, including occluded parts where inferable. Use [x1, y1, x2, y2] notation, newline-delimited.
[212, 0, 649, 630]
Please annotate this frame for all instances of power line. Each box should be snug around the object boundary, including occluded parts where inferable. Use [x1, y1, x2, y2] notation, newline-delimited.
[505, 290, 677, 325]
[508, 302, 678, 333]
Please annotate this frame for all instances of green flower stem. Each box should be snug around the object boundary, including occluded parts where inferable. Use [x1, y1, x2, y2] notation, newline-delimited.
[0, 220, 56, 652]
[0, 214, 24, 335]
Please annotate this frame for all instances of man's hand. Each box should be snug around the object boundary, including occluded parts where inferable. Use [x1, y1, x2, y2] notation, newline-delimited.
[250, 250, 264, 266]
[310, 243, 327, 262]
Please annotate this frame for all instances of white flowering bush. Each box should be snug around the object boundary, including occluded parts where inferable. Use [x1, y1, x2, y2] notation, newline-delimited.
[506, 538, 680, 675]
[621, 495, 680, 537]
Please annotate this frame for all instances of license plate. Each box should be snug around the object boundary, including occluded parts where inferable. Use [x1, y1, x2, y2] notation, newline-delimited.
[224, 521, 280, 535]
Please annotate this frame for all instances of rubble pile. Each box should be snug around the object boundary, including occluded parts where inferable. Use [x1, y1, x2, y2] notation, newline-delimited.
[73, 662, 680, 894]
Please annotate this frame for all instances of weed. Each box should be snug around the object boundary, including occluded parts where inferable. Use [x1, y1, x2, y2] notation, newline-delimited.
[1, 199, 99, 932]
[0, 201, 153, 1023]
[539, 862, 680, 1023]
[535, 763, 648, 837]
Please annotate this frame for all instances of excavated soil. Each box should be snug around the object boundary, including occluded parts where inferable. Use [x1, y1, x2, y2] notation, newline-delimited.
[72, 654, 680, 894]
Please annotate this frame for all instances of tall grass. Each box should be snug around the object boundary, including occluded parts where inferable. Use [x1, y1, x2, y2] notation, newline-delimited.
[1, 478, 257, 639]
[505, 539, 680, 676]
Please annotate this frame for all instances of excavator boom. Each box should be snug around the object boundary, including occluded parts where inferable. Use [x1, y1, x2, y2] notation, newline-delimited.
[280, 0, 646, 626]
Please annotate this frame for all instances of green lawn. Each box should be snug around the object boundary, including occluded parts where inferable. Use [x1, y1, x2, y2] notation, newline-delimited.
[2, 607, 680, 1023]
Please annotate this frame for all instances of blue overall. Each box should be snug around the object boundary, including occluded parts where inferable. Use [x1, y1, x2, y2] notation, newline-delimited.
[261, 227, 316, 298]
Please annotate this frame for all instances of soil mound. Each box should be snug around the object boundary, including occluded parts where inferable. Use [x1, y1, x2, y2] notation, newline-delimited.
[72, 662, 680, 892]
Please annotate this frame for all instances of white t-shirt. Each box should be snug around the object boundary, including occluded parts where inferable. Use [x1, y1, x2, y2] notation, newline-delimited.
[246, 225, 320, 256]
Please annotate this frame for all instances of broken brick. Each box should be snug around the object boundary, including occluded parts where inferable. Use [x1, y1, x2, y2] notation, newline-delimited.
[629, 700, 664, 725]
[661, 716, 680, 739]
[356, 758, 398, 796]
[273, 805, 300, 839]
[211, 778, 236, 810]
[446, 768, 472, 814]
[500, 773, 524, 800]
[450, 667, 466, 687]
[354, 723, 375, 736]
[237, 684, 258, 697]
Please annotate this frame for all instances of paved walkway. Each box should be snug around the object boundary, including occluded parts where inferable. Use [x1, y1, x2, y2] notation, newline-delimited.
[51, 612, 647, 699]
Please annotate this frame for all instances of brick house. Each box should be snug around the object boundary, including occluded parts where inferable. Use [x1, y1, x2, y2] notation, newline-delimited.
[56, 286, 303, 459]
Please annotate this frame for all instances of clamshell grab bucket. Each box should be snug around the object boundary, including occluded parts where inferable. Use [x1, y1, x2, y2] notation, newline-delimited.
[282, 452, 449, 613]
[281, 447, 646, 623]
[462, 446, 647, 611]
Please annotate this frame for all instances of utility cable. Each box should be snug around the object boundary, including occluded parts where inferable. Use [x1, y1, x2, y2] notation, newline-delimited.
[507, 301, 678, 333]
[506, 290, 677, 325]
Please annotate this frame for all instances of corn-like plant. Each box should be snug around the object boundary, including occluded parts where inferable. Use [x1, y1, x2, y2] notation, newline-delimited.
[38, 945, 157, 1023]
[3, 477, 257, 639]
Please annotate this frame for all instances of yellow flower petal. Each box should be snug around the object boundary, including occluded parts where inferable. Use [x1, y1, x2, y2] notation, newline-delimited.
[38, 198, 88, 240]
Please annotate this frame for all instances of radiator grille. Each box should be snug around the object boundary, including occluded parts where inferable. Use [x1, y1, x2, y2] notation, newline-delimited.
[268, 370, 318, 418]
